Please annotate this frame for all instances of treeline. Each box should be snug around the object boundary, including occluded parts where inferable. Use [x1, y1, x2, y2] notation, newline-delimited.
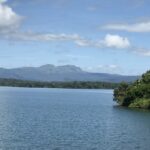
[0, 78, 119, 89]
[113, 70, 150, 109]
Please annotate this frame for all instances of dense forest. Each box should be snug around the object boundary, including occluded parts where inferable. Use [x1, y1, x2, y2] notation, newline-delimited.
[114, 70, 150, 109]
[0, 78, 119, 89]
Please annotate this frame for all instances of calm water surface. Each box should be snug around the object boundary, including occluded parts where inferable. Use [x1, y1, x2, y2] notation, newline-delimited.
[0, 87, 149, 150]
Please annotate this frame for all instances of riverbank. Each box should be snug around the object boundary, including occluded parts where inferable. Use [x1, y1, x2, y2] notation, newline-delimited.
[0, 78, 119, 89]
[113, 70, 150, 109]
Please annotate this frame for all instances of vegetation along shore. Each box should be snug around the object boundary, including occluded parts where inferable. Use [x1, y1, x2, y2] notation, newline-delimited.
[114, 70, 150, 109]
[0, 78, 119, 89]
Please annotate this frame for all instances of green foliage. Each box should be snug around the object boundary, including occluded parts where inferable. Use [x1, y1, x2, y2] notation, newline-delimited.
[113, 82, 129, 105]
[113, 70, 150, 109]
[129, 99, 150, 109]
[0, 78, 119, 89]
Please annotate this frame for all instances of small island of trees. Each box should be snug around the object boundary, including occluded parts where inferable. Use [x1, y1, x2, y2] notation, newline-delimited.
[113, 70, 150, 109]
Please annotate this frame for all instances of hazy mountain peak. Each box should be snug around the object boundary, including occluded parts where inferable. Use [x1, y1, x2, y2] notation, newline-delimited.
[0, 64, 139, 82]
[39, 64, 55, 69]
[57, 65, 83, 73]
[39, 64, 83, 73]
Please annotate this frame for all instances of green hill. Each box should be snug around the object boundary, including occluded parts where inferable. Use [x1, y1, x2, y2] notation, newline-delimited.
[113, 70, 150, 109]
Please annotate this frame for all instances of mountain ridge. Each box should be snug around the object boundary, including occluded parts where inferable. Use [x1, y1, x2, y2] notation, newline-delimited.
[0, 64, 139, 83]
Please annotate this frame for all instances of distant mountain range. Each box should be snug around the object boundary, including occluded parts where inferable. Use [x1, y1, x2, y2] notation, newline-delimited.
[0, 64, 139, 83]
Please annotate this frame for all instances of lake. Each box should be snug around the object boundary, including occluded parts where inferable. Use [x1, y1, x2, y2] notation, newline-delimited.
[0, 87, 149, 150]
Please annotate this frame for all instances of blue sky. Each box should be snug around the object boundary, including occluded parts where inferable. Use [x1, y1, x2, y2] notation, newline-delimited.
[0, 0, 150, 75]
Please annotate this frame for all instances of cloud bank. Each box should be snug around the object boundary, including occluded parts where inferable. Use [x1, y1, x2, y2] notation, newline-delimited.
[0, 1, 150, 57]
[103, 21, 150, 32]
[0, 1, 131, 50]
[75, 34, 130, 49]
[85, 64, 121, 74]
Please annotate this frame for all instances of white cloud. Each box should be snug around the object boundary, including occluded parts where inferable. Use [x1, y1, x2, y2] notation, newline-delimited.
[6, 32, 83, 42]
[103, 21, 150, 32]
[102, 34, 130, 48]
[85, 64, 122, 74]
[76, 34, 130, 49]
[75, 39, 93, 47]
[133, 48, 150, 56]
[4, 31, 130, 49]
[0, 2, 22, 33]
[142, 51, 150, 56]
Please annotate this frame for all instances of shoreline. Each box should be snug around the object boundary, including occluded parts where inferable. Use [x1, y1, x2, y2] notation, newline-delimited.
[0, 78, 119, 89]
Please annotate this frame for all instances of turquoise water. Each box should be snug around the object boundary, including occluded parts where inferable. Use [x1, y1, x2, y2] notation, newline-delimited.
[0, 87, 149, 150]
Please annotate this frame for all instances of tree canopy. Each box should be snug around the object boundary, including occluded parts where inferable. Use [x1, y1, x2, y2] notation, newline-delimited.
[0, 78, 118, 89]
[114, 70, 150, 109]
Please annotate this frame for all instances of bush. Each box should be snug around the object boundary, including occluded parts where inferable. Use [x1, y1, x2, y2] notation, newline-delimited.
[113, 70, 150, 109]
[129, 99, 150, 109]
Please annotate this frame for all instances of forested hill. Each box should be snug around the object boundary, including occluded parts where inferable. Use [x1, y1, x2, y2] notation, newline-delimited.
[0, 78, 119, 89]
[0, 65, 138, 83]
[114, 70, 150, 109]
